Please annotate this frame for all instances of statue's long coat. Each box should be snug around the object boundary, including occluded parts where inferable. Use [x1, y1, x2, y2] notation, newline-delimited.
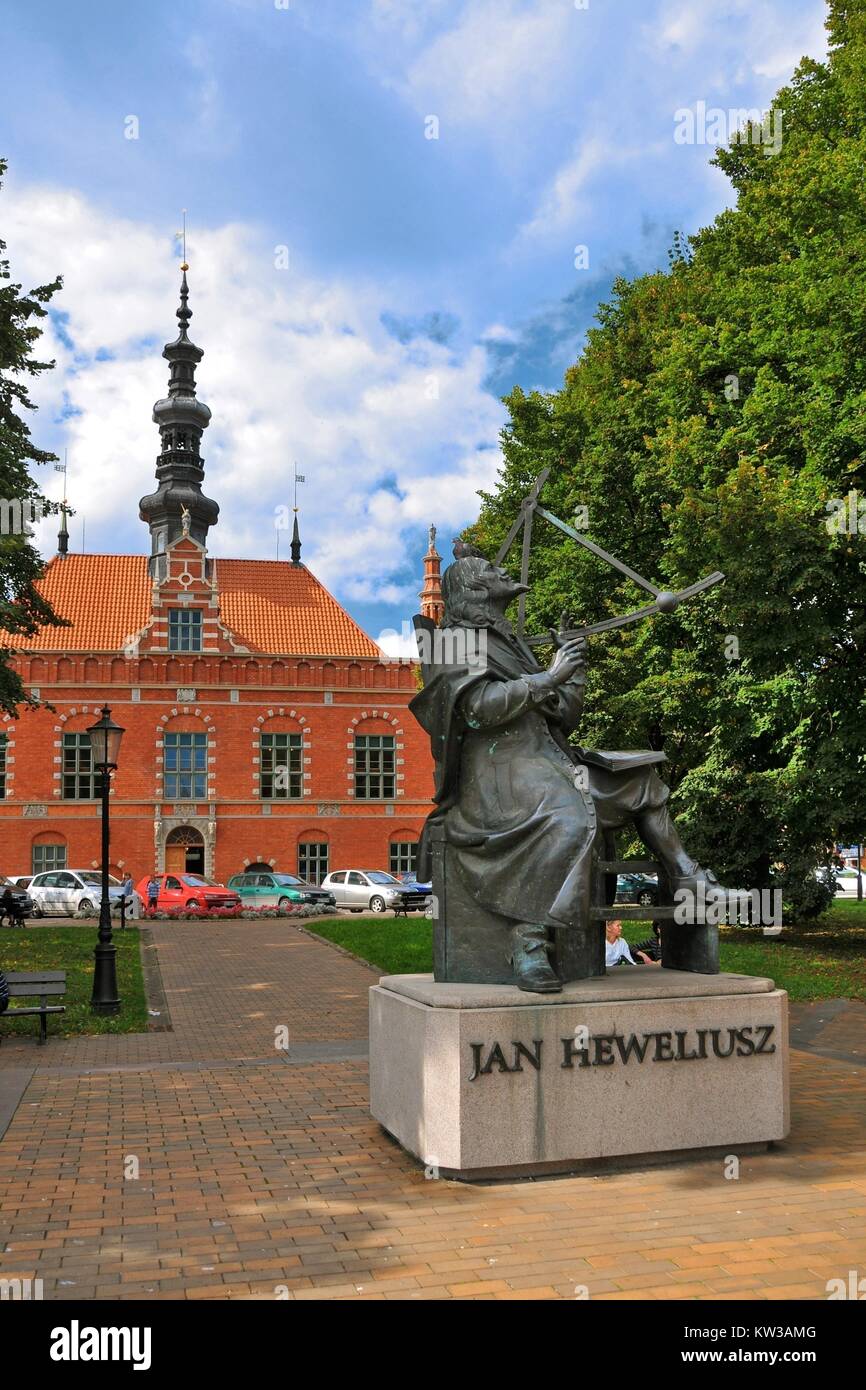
[410, 624, 600, 928]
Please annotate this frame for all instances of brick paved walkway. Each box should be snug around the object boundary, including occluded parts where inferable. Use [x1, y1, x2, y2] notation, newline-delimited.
[1, 922, 865, 1300]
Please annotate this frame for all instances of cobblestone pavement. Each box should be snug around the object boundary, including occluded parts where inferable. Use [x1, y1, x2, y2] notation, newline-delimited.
[1, 921, 864, 1300]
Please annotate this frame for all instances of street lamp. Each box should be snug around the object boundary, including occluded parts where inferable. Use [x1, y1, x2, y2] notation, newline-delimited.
[87, 704, 125, 1014]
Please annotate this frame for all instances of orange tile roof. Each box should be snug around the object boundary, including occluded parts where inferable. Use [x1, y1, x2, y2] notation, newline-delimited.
[5, 554, 382, 658]
[10, 554, 151, 653]
[217, 559, 380, 658]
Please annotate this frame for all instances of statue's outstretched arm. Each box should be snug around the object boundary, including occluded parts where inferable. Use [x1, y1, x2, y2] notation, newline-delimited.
[460, 673, 560, 729]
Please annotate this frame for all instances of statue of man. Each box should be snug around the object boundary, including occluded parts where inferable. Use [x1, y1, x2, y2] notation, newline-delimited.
[411, 550, 729, 994]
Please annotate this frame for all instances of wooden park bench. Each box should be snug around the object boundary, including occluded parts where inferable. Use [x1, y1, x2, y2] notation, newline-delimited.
[1, 971, 67, 1045]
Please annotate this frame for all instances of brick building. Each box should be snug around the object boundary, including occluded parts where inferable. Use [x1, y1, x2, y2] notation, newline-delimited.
[0, 271, 435, 885]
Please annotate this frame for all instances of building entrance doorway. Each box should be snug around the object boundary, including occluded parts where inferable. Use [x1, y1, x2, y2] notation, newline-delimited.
[165, 827, 205, 875]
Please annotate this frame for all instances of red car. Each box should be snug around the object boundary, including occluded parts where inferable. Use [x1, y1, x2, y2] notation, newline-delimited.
[136, 873, 241, 914]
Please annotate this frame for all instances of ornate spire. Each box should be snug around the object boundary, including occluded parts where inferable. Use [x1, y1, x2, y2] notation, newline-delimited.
[57, 504, 69, 558]
[139, 265, 219, 573]
[419, 523, 444, 624]
[290, 513, 302, 565]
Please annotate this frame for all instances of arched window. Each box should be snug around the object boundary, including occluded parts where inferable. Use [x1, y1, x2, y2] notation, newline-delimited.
[32, 835, 67, 875]
[298, 839, 329, 884]
[389, 839, 419, 876]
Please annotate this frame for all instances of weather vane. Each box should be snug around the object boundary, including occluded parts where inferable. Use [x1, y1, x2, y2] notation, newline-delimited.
[293, 461, 305, 512]
[176, 209, 188, 269]
[496, 468, 724, 644]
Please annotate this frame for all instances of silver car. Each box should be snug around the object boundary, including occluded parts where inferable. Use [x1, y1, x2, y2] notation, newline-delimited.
[321, 869, 431, 914]
[28, 869, 131, 918]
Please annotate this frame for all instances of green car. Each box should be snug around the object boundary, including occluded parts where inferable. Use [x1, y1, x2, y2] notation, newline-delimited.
[227, 871, 336, 910]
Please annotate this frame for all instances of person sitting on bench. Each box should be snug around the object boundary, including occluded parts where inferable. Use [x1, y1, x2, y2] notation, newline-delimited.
[605, 919, 658, 968]
[631, 921, 663, 964]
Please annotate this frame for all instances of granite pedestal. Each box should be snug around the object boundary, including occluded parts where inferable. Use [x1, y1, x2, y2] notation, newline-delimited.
[369, 968, 789, 1180]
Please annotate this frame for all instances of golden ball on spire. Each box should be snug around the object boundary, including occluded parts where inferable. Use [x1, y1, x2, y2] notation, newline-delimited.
[181, 262, 189, 271]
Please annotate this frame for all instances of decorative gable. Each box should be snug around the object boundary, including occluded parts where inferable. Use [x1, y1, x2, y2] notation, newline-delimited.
[137, 535, 250, 656]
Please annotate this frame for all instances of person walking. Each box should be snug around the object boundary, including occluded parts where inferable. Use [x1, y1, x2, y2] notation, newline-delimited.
[146, 875, 160, 917]
[120, 872, 135, 926]
[124, 873, 143, 921]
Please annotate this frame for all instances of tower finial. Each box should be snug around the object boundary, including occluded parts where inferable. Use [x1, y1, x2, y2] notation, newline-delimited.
[57, 504, 69, 558]
[176, 265, 192, 342]
[291, 513, 302, 565]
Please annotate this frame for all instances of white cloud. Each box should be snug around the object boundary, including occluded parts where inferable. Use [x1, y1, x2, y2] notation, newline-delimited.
[4, 177, 505, 606]
[375, 624, 420, 660]
[377, 0, 577, 136]
[647, 0, 828, 85]
[511, 137, 610, 252]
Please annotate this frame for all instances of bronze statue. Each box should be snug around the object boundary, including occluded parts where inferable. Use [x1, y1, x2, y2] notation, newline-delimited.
[411, 500, 732, 993]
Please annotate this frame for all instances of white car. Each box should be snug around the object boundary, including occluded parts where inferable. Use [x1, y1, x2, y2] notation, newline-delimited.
[831, 868, 866, 898]
[815, 867, 866, 898]
[321, 870, 431, 914]
[28, 869, 132, 918]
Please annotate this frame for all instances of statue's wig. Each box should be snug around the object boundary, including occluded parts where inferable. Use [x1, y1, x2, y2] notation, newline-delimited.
[442, 556, 496, 627]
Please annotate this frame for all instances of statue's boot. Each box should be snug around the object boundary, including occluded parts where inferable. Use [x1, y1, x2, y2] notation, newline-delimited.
[633, 805, 745, 900]
[508, 923, 562, 994]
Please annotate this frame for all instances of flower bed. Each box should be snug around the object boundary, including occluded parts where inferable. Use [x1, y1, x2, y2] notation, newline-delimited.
[146, 903, 323, 922]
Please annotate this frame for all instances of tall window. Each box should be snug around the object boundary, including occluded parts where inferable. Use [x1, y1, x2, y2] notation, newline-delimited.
[164, 732, 207, 799]
[354, 733, 395, 799]
[32, 842, 67, 874]
[0, 732, 6, 798]
[298, 842, 329, 884]
[62, 733, 100, 799]
[260, 732, 303, 799]
[390, 841, 418, 875]
[168, 608, 203, 652]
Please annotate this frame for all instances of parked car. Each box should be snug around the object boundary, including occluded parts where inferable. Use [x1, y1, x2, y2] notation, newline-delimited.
[321, 869, 432, 914]
[135, 873, 241, 914]
[227, 871, 336, 910]
[396, 871, 433, 892]
[11, 876, 33, 890]
[0, 875, 34, 920]
[28, 869, 132, 918]
[815, 867, 866, 898]
[614, 872, 659, 907]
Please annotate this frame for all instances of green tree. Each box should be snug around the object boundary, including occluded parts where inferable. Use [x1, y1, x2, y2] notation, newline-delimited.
[469, 0, 866, 919]
[0, 157, 65, 714]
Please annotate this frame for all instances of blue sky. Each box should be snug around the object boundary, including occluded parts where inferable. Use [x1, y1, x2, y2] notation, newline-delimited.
[2, 0, 829, 650]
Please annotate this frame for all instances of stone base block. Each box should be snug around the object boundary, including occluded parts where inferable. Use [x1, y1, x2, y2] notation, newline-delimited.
[369, 968, 789, 1179]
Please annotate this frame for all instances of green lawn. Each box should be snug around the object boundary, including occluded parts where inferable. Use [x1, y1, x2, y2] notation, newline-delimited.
[310, 916, 436, 975]
[308, 898, 866, 1001]
[1, 926, 148, 1039]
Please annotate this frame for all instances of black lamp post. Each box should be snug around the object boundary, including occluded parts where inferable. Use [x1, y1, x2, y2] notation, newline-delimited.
[87, 705, 125, 1014]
